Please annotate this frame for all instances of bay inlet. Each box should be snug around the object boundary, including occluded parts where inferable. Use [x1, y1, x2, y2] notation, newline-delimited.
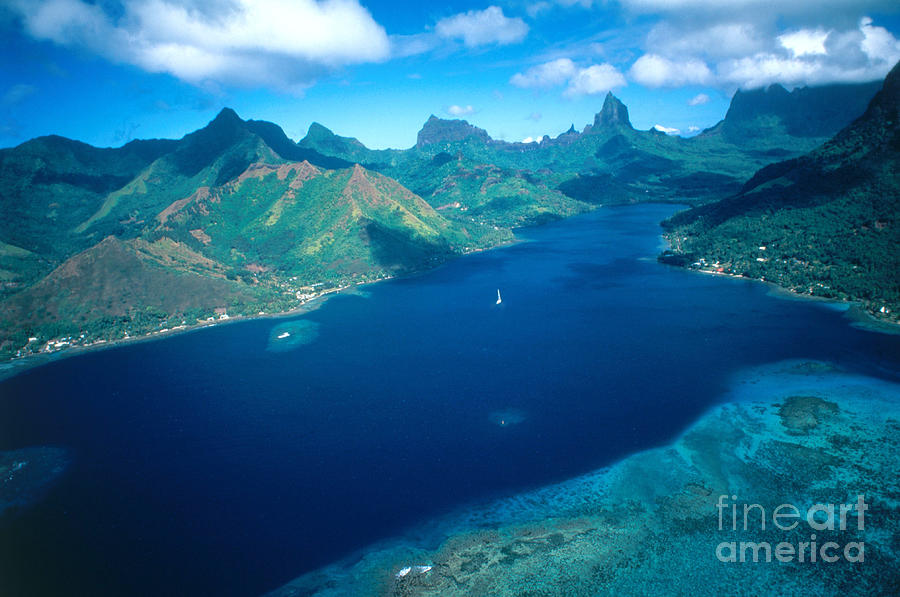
[1, 204, 899, 596]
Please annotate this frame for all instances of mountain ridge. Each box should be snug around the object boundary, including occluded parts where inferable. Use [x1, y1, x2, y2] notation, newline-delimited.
[0, 72, 892, 359]
[0, 108, 503, 358]
[662, 62, 900, 324]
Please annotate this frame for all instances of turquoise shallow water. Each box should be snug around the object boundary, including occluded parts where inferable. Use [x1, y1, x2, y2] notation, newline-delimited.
[1, 205, 899, 596]
[271, 360, 900, 596]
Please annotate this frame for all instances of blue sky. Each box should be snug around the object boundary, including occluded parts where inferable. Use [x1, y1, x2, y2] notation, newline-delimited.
[2, 0, 899, 150]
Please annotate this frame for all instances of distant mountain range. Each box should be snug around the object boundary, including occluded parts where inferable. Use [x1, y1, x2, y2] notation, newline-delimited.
[662, 63, 899, 324]
[0, 74, 888, 359]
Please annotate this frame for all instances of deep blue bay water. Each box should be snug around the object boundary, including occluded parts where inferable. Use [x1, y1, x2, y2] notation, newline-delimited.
[2, 204, 899, 596]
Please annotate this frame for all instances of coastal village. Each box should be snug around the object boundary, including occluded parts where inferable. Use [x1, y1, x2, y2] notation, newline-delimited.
[8, 275, 363, 362]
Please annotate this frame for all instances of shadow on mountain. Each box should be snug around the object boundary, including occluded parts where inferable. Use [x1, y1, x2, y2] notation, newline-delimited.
[364, 220, 451, 273]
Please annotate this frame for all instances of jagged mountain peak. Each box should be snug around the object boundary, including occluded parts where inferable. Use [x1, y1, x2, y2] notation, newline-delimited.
[416, 115, 491, 148]
[211, 107, 242, 124]
[306, 122, 335, 137]
[709, 79, 883, 141]
[589, 93, 632, 131]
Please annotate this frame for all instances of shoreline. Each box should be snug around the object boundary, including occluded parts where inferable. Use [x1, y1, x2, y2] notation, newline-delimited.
[267, 359, 900, 595]
[0, 237, 525, 383]
[687, 266, 900, 334]
[5, 207, 897, 381]
[655, 227, 899, 335]
[0, 279, 372, 382]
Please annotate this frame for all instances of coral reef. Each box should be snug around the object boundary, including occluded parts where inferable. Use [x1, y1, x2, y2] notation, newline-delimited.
[268, 361, 900, 596]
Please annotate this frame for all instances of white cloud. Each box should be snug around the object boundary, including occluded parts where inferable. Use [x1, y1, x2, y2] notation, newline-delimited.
[688, 93, 710, 105]
[717, 54, 819, 88]
[564, 64, 627, 97]
[716, 18, 900, 88]
[653, 124, 680, 134]
[522, 136, 538, 143]
[620, 0, 898, 17]
[510, 58, 577, 88]
[446, 104, 475, 116]
[633, 16, 900, 90]
[510, 58, 624, 97]
[629, 54, 713, 87]
[9, 0, 391, 90]
[435, 6, 528, 48]
[687, 125, 700, 132]
[646, 22, 766, 60]
[779, 29, 830, 57]
[860, 17, 900, 66]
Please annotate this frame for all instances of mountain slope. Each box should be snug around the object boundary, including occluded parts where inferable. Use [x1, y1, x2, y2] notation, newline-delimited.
[300, 85, 881, 214]
[0, 111, 500, 359]
[0, 236, 265, 348]
[0, 76, 890, 359]
[0, 135, 177, 266]
[662, 62, 900, 322]
[700, 80, 881, 153]
[160, 160, 504, 280]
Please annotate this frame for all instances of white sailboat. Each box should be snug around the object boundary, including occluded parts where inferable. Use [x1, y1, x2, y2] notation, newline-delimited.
[496, 289, 502, 305]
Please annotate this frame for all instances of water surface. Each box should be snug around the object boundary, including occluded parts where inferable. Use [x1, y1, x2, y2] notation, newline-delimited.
[1, 205, 898, 596]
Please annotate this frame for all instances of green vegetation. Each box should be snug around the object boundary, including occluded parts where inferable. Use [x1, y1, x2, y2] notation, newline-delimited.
[662, 63, 900, 324]
[0, 75, 888, 360]
[299, 86, 879, 217]
[0, 111, 500, 360]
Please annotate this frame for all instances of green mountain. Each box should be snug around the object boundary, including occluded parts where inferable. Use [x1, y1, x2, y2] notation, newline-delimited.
[0, 110, 498, 359]
[661, 63, 900, 323]
[1, 236, 260, 346]
[0, 75, 888, 359]
[299, 85, 879, 216]
[699, 80, 881, 154]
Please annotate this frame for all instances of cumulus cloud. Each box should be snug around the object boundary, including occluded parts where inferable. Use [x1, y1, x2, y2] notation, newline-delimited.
[646, 22, 766, 61]
[564, 64, 627, 97]
[629, 54, 713, 87]
[653, 124, 680, 134]
[510, 58, 577, 88]
[620, 0, 898, 19]
[716, 18, 900, 88]
[632, 15, 900, 90]
[511, 58, 624, 97]
[8, 0, 391, 90]
[688, 93, 710, 105]
[446, 104, 475, 116]
[779, 28, 829, 57]
[435, 6, 528, 47]
[860, 16, 900, 65]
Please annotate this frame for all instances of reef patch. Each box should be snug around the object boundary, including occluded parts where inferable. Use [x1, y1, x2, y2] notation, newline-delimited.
[266, 319, 321, 352]
[266, 361, 900, 596]
[1, 446, 70, 516]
